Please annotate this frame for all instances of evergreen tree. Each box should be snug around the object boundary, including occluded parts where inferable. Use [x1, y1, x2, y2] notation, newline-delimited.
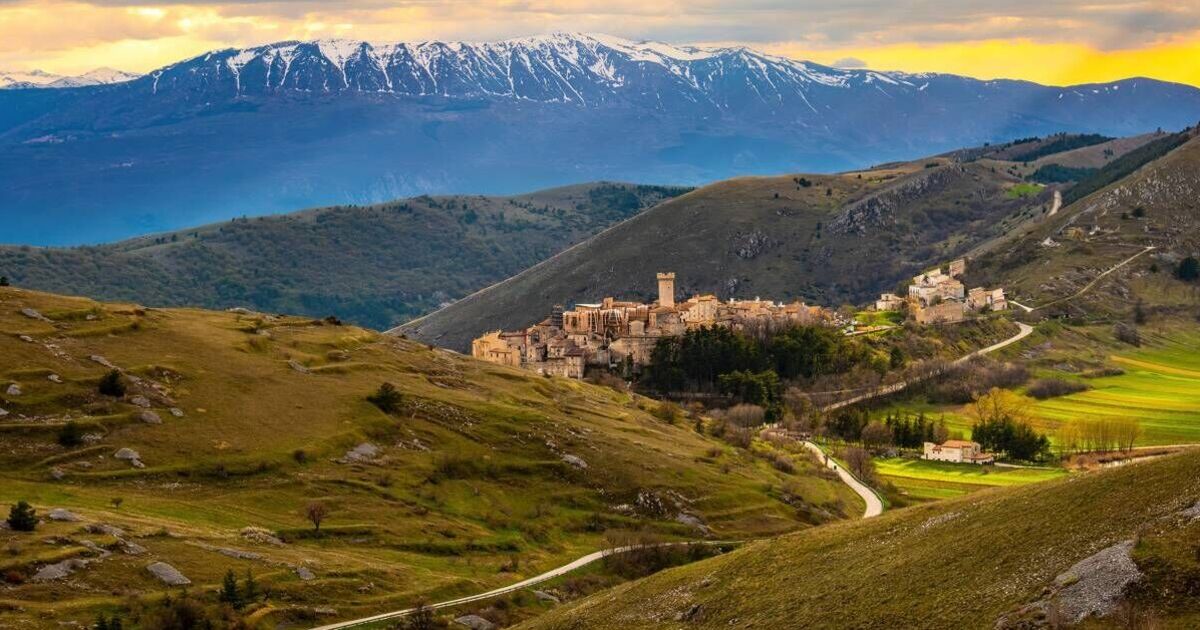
[242, 570, 258, 604]
[219, 569, 241, 608]
[1177, 256, 1200, 282]
[97, 370, 125, 397]
[57, 421, 84, 447]
[6, 501, 37, 531]
[0, 276, 9, 287]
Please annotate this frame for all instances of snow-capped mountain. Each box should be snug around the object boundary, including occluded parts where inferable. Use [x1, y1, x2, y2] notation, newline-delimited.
[2, 33, 1199, 245]
[0, 67, 139, 89]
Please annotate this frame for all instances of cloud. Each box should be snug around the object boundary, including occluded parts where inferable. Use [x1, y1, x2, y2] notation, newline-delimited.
[831, 57, 867, 68]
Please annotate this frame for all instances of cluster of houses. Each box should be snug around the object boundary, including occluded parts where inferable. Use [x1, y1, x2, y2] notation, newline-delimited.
[875, 258, 1007, 324]
[471, 272, 836, 378]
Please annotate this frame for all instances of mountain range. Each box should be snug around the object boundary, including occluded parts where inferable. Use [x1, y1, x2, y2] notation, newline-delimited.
[3, 33, 1200, 245]
[0, 67, 139, 89]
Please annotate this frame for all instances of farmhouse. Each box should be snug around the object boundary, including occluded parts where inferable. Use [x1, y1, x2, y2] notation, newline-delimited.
[471, 272, 836, 378]
[923, 440, 995, 465]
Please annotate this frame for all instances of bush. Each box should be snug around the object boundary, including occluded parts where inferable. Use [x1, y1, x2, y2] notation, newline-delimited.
[57, 421, 84, 447]
[769, 452, 796, 474]
[1177, 256, 1200, 282]
[6, 501, 37, 532]
[724, 403, 766, 427]
[367, 382, 404, 413]
[652, 401, 683, 424]
[1114, 323, 1141, 347]
[97, 369, 125, 397]
[1027, 378, 1089, 400]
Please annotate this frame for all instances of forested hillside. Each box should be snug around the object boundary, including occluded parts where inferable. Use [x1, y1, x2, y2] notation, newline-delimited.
[0, 183, 686, 330]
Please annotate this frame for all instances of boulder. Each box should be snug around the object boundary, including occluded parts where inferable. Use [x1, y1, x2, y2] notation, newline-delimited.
[287, 360, 311, 374]
[240, 526, 285, 546]
[20, 307, 51, 322]
[121, 541, 148, 555]
[48, 374, 63, 384]
[19, 335, 34, 343]
[137, 410, 163, 425]
[453, 615, 496, 630]
[87, 523, 127, 538]
[49, 467, 66, 480]
[338, 442, 380, 464]
[168, 407, 185, 418]
[128, 395, 151, 408]
[214, 547, 263, 561]
[0, 407, 8, 417]
[47, 508, 82, 522]
[114, 447, 140, 461]
[561, 454, 588, 469]
[146, 561, 191, 586]
[89, 355, 116, 369]
[296, 566, 316, 581]
[32, 558, 89, 581]
[5, 383, 21, 396]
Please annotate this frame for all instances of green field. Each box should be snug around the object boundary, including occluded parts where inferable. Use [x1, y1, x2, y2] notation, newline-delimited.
[1031, 332, 1200, 446]
[875, 458, 1069, 501]
[1004, 182, 1045, 198]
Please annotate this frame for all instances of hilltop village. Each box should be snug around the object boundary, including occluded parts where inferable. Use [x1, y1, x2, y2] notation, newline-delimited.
[472, 273, 836, 378]
[876, 258, 1008, 324]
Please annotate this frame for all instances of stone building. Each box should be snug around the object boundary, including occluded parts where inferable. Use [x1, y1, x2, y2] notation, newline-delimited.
[875, 293, 905, 311]
[896, 258, 1007, 324]
[470, 272, 834, 378]
[923, 439, 995, 465]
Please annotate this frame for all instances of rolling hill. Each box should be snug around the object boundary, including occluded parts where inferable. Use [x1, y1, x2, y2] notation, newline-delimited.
[3, 33, 1199, 245]
[0, 286, 857, 628]
[0, 183, 686, 330]
[520, 450, 1200, 629]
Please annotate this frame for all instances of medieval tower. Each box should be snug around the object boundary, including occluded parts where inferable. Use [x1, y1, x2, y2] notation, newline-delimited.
[657, 272, 676, 308]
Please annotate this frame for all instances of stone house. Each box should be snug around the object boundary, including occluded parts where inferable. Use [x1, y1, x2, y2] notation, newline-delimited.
[923, 440, 995, 464]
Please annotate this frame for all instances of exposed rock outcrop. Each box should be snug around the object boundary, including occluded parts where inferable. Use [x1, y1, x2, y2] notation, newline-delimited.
[146, 561, 191, 586]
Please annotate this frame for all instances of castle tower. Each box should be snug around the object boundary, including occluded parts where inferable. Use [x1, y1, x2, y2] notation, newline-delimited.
[657, 272, 676, 308]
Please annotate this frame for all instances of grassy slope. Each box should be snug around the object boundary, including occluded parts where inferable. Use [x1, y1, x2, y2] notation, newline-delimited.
[0, 287, 857, 628]
[875, 458, 1069, 502]
[402, 157, 1050, 350]
[522, 451, 1200, 629]
[0, 183, 687, 331]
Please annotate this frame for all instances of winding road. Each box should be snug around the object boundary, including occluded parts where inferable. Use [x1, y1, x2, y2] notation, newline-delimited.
[802, 441, 884, 518]
[311, 542, 736, 630]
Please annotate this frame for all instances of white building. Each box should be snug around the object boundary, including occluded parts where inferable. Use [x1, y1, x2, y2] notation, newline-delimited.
[922, 440, 995, 465]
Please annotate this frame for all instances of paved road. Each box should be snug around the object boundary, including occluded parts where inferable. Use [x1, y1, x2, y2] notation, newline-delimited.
[311, 541, 735, 630]
[821, 322, 1033, 413]
[801, 441, 884, 518]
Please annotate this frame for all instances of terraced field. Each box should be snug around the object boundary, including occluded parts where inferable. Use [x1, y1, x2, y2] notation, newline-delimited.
[1032, 332, 1200, 446]
[876, 458, 1069, 502]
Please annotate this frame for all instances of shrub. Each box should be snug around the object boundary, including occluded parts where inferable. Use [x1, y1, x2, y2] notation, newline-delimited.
[1114, 323, 1141, 347]
[97, 369, 125, 397]
[56, 421, 84, 447]
[1177, 256, 1200, 282]
[769, 452, 796, 474]
[1027, 378, 1089, 400]
[0, 276, 8, 287]
[652, 401, 683, 424]
[724, 403, 766, 427]
[367, 382, 404, 413]
[6, 501, 37, 531]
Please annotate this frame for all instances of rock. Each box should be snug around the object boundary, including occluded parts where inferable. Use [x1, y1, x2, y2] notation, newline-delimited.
[312, 607, 338, 616]
[561, 454, 588, 469]
[48, 374, 63, 384]
[32, 558, 89, 581]
[338, 442, 380, 464]
[87, 523, 127, 538]
[214, 547, 263, 561]
[453, 615, 496, 630]
[533, 590, 560, 604]
[1051, 541, 1141, 624]
[114, 448, 145, 468]
[240, 526, 285, 546]
[19, 335, 34, 342]
[20, 307, 51, 322]
[47, 508, 82, 522]
[121, 541, 148, 555]
[168, 407, 185, 418]
[5, 383, 21, 396]
[1180, 500, 1200, 521]
[129, 395, 151, 408]
[137, 410, 162, 424]
[49, 467, 66, 480]
[675, 513, 711, 535]
[0, 407, 8, 417]
[674, 604, 703, 622]
[228, 307, 252, 315]
[296, 566, 316, 581]
[146, 561, 191, 586]
[287, 359, 310, 374]
[90, 355, 116, 369]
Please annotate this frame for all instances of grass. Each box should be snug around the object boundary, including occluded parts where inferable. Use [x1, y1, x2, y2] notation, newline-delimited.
[1005, 182, 1045, 198]
[875, 457, 1069, 502]
[0, 287, 857, 629]
[521, 450, 1200, 629]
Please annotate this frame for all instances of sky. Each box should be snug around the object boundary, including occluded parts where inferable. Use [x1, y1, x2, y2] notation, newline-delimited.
[1, 0, 1198, 87]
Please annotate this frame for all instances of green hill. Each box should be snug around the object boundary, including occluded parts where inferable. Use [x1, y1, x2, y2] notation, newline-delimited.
[0, 183, 687, 331]
[0, 287, 853, 628]
[522, 450, 1200, 629]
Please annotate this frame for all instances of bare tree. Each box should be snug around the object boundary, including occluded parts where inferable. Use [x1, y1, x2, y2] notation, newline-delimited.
[844, 446, 875, 483]
[860, 421, 893, 451]
[303, 501, 330, 533]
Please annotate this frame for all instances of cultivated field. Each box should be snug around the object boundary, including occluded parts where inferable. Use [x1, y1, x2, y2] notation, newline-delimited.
[875, 458, 1069, 502]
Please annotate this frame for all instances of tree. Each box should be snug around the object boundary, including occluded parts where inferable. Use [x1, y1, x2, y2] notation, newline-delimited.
[889, 346, 905, 369]
[969, 388, 1051, 461]
[7, 501, 37, 531]
[57, 421, 84, 447]
[242, 569, 258, 604]
[303, 501, 329, 533]
[844, 447, 875, 483]
[0, 276, 8, 287]
[219, 569, 241, 607]
[1177, 256, 1200, 282]
[860, 421, 893, 451]
[367, 382, 404, 413]
[97, 369, 125, 397]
